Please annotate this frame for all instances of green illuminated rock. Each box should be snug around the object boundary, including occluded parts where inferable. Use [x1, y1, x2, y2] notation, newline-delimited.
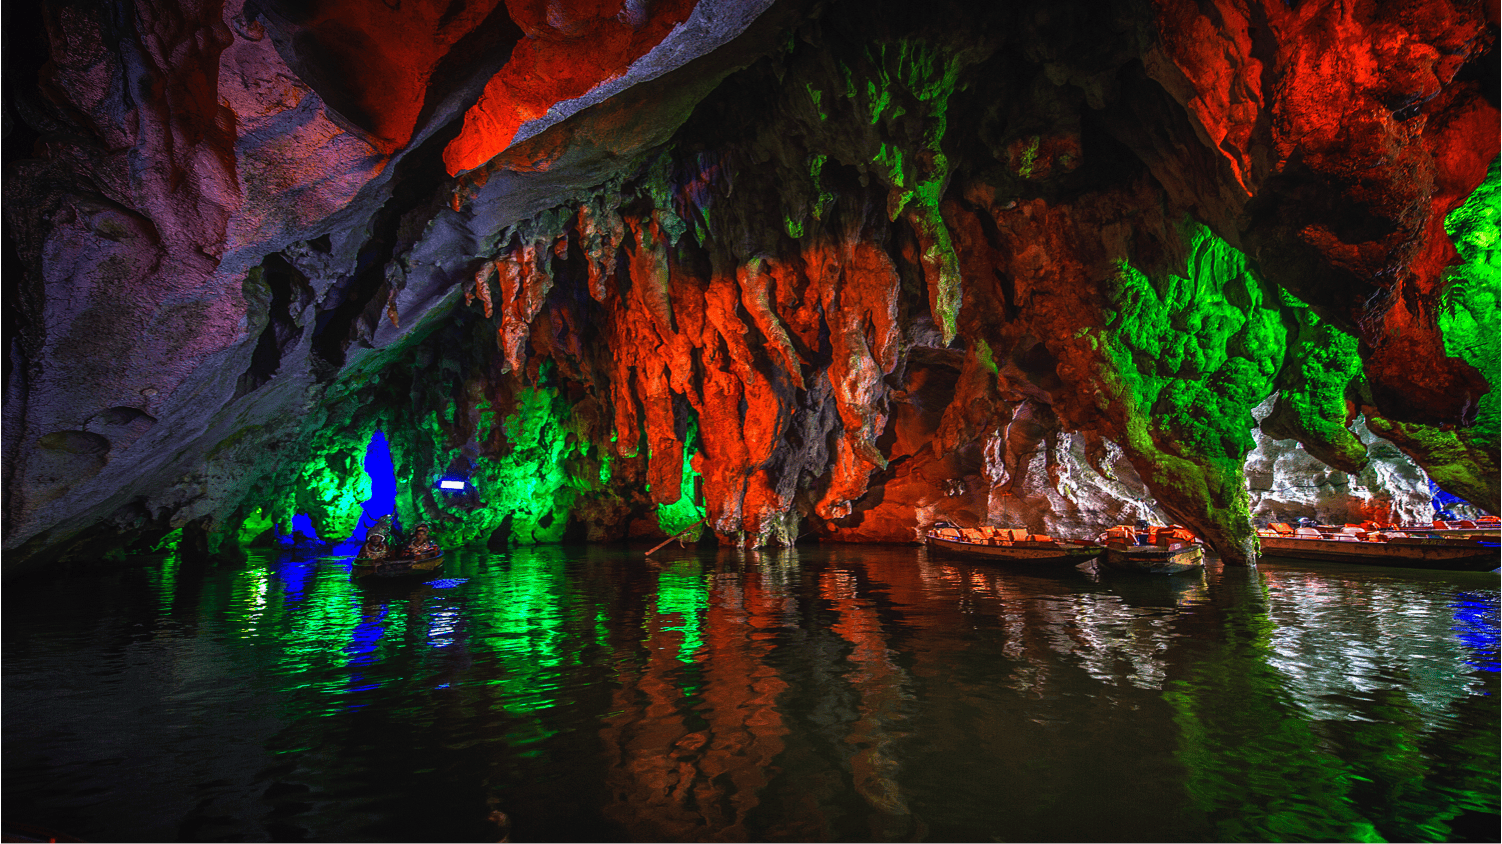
[1101, 222, 1287, 562]
[656, 417, 706, 539]
[1257, 301, 1368, 475]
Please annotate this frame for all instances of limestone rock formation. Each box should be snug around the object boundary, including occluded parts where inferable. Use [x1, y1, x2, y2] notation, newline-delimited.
[1246, 398, 1435, 528]
[3, 0, 1497, 572]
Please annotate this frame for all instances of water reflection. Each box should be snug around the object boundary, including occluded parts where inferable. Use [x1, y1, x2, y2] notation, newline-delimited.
[2, 546, 1496, 842]
[597, 551, 796, 840]
[1259, 566, 1493, 722]
[918, 554, 1211, 694]
[1453, 591, 1500, 673]
[821, 562, 918, 837]
[1165, 563, 1500, 842]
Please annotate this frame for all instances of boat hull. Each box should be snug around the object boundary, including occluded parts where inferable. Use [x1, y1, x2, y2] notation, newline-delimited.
[926, 536, 1102, 566]
[1102, 543, 1204, 575]
[1260, 537, 1499, 571]
[353, 549, 444, 578]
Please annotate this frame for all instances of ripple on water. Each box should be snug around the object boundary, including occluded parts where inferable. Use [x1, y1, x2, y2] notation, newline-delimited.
[2, 545, 1497, 842]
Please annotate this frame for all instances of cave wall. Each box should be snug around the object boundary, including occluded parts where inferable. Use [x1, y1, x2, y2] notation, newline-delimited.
[3, 0, 1497, 571]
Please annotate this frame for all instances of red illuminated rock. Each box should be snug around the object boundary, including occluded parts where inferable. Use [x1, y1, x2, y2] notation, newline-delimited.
[3, 0, 1495, 569]
[1144, 0, 1499, 425]
[443, 0, 700, 174]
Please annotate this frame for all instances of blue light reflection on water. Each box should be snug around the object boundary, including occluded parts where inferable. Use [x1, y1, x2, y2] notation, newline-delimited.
[274, 556, 319, 604]
[346, 605, 389, 666]
[1453, 591, 1501, 674]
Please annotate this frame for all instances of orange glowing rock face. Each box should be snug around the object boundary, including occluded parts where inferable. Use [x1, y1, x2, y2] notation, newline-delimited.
[273, 0, 511, 151]
[443, 0, 701, 175]
[495, 240, 556, 373]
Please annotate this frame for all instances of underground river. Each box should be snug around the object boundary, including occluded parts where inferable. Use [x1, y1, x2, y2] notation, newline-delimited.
[3, 545, 1498, 842]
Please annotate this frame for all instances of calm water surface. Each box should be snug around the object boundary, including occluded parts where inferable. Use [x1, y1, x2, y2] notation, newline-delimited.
[4, 544, 1498, 842]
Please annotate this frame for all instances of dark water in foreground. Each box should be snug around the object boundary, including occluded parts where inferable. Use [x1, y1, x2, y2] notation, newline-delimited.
[3, 544, 1498, 843]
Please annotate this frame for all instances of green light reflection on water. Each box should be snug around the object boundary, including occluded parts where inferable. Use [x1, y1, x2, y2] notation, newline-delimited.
[465, 550, 574, 715]
[142, 529, 184, 617]
[276, 564, 362, 679]
[202, 556, 364, 682]
[655, 560, 708, 669]
[146, 554, 180, 618]
[1166, 575, 1382, 840]
[232, 564, 271, 636]
[1166, 571, 1499, 842]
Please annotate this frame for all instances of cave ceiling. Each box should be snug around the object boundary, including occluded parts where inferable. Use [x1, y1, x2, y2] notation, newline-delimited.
[2, 0, 1498, 572]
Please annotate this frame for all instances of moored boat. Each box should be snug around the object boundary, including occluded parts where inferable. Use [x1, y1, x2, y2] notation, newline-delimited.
[925, 525, 1103, 566]
[1393, 517, 1500, 540]
[1290, 517, 1500, 541]
[1098, 524, 1205, 575]
[1257, 523, 1499, 571]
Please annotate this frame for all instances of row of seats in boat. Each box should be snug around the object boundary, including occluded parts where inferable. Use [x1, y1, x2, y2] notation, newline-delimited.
[1259, 523, 1406, 542]
[1102, 525, 1197, 546]
[1261, 523, 1367, 538]
[1262, 516, 1498, 536]
[1433, 517, 1498, 529]
[932, 526, 1052, 544]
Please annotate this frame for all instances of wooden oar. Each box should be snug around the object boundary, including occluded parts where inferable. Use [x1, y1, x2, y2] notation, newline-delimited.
[646, 518, 707, 557]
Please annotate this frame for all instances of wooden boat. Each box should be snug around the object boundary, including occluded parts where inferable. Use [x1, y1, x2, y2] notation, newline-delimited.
[1292, 517, 1500, 540]
[925, 525, 1103, 566]
[350, 517, 444, 578]
[1258, 524, 1499, 571]
[352, 548, 444, 578]
[1099, 525, 1205, 575]
[1393, 518, 1500, 540]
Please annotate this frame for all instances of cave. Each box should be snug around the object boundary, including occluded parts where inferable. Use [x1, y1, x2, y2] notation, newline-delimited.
[2, 0, 1499, 841]
[3, 0, 1498, 569]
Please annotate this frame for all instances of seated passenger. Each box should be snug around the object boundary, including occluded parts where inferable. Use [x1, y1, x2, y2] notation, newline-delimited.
[357, 531, 389, 560]
[402, 524, 439, 558]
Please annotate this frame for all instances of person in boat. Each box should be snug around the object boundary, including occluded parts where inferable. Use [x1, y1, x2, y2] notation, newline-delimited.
[357, 530, 390, 561]
[400, 523, 439, 559]
[356, 515, 397, 561]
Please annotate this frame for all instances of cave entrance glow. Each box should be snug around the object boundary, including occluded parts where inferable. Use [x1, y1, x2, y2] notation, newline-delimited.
[277, 430, 398, 550]
[355, 429, 399, 542]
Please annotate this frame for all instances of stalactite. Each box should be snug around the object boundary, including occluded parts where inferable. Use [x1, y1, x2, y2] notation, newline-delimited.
[6, 0, 1496, 567]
